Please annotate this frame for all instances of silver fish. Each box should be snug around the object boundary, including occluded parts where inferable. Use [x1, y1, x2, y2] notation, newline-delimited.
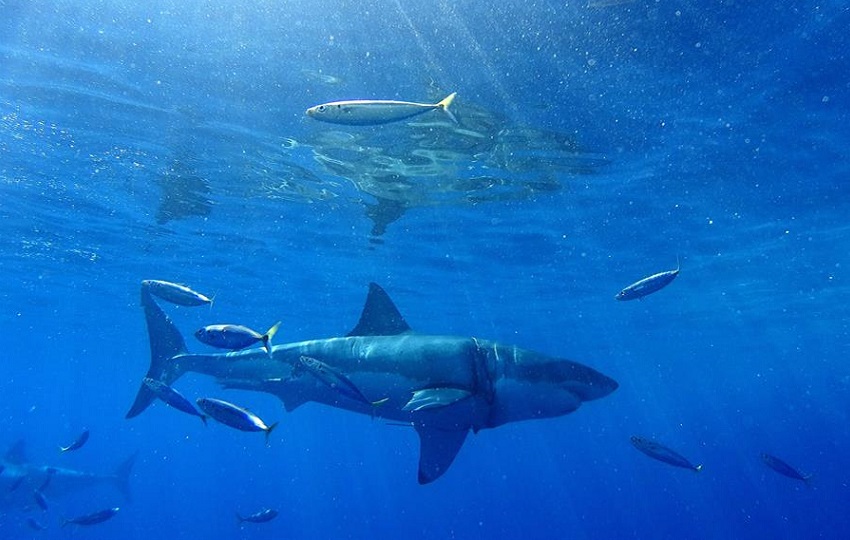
[143, 378, 207, 425]
[62, 507, 120, 527]
[195, 322, 281, 355]
[59, 430, 89, 453]
[297, 356, 388, 407]
[616, 259, 680, 301]
[306, 93, 457, 125]
[761, 453, 811, 486]
[196, 398, 278, 445]
[630, 436, 702, 472]
[237, 507, 278, 524]
[142, 279, 212, 307]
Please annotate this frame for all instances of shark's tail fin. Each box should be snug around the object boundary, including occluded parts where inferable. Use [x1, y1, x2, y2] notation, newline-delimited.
[126, 288, 189, 419]
[112, 453, 137, 503]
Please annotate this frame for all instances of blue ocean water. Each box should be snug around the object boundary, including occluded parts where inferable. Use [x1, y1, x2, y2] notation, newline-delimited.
[1, 0, 848, 538]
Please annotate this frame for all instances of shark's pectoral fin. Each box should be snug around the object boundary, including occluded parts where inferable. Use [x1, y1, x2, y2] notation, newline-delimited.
[415, 425, 469, 484]
[403, 388, 472, 412]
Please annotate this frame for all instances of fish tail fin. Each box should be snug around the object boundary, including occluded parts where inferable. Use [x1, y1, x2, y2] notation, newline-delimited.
[236, 512, 244, 525]
[437, 92, 458, 123]
[126, 288, 190, 419]
[200, 414, 208, 426]
[113, 452, 137, 503]
[262, 321, 282, 355]
[264, 422, 279, 447]
[803, 473, 814, 488]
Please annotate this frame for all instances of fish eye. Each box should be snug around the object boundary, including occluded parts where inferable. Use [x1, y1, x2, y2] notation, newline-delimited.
[317, 105, 325, 112]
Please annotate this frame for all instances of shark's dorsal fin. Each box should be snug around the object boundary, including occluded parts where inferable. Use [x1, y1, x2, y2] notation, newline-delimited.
[414, 425, 468, 484]
[346, 283, 411, 337]
[5, 439, 27, 464]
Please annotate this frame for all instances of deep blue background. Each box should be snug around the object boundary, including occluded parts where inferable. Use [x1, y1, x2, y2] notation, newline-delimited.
[1, 1, 848, 538]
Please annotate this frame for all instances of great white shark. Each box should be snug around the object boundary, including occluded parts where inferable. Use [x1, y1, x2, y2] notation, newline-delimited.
[0, 440, 134, 508]
[127, 283, 618, 483]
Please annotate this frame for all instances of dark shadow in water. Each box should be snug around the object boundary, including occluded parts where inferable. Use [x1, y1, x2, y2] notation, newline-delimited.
[365, 196, 408, 243]
[155, 164, 212, 224]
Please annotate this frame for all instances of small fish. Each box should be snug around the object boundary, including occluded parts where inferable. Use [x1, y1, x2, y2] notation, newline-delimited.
[402, 388, 471, 412]
[237, 508, 279, 524]
[196, 398, 278, 445]
[59, 429, 90, 452]
[761, 453, 812, 486]
[62, 507, 120, 527]
[195, 322, 281, 355]
[143, 378, 207, 425]
[306, 92, 458, 126]
[27, 517, 47, 531]
[38, 467, 56, 491]
[630, 436, 702, 472]
[616, 259, 680, 301]
[142, 279, 212, 307]
[297, 356, 388, 407]
[34, 489, 48, 511]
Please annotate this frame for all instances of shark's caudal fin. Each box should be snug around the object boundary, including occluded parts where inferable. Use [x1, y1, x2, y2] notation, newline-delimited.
[415, 425, 468, 484]
[112, 453, 137, 502]
[347, 283, 411, 337]
[126, 288, 189, 419]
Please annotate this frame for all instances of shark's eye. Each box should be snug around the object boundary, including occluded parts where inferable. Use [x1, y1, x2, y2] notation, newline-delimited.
[317, 105, 325, 112]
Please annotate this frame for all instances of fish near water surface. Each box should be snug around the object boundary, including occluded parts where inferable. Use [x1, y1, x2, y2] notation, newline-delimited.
[630, 436, 702, 472]
[306, 93, 458, 125]
[616, 259, 680, 301]
[142, 279, 212, 307]
[127, 282, 618, 484]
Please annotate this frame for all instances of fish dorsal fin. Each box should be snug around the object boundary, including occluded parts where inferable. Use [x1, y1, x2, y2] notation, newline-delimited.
[346, 283, 411, 337]
[5, 439, 27, 464]
[414, 425, 468, 484]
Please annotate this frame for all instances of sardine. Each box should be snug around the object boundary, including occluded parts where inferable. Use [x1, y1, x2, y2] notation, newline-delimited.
[306, 93, 457, 125]
[143, 378, 207, 425]
[616, 259, 680, 301]
[142, 279, 212, 307]
[196, 398, 278, 445]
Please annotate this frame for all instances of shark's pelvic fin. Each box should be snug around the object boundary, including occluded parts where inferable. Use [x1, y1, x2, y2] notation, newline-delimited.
[126, 288, 189, 419]
[415, 425, 469, 484]
[346, 282, 411, 337]
[403, 388, 472, 412]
